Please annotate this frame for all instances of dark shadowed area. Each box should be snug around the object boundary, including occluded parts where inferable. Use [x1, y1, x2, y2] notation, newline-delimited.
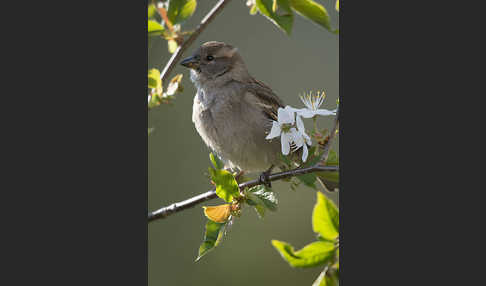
[149, 1, 339, 285]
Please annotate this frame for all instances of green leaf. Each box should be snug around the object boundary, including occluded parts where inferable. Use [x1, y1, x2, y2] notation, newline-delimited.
[254, 204, 266, 218]
[209, 153, 224, 170]
[209, 168, 239, 202]
[148, 20, 164, 36]
[272, 240, 335, 268]
[289, 0, 332, 31]
[196, 220, 226, 261]
[312, 192, 339, 241]
[325, 150, 338, 166]
[256, 0, 294, 35]
[148, 69, 161, 89]
[296, 173, 317, 189]
[296, 146, 320, 189]
[148, 4, 157, 19]
[168, 0, 197, 25]
[250, 4, 258, 15]
[248, 185, 278, 211]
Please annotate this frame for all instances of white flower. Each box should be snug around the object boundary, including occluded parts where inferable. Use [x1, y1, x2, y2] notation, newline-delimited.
[295, 115, 312, 162]
[266, 106, 312, 162]
[266, 106, 296, 155]
[294, 91, 336, 118]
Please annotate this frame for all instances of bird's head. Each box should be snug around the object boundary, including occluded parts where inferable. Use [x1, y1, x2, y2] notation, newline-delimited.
[180, 41, 249, 86]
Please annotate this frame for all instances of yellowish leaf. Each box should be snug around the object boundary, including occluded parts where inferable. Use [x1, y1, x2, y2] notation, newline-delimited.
[203, 204, 231, 223]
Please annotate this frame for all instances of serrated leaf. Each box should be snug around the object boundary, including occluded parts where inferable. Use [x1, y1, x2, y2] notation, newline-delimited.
[256, 0, 294, 35]
[248, 185, 278, 211]
[148, 69, 161, 89]
[148, 20, 164, 36]
[196, 220, 226, 261]
[289, 0, 332, 31]
[209, 152, 224, 170]
[312, 192, 339, 241]
[209, 168, 239, 202]
[272, 240, 335, 268]
[168, 0, 197, 25]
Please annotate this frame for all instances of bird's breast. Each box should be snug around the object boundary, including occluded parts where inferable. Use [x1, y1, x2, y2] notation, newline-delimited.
[192, 87, 281, 173]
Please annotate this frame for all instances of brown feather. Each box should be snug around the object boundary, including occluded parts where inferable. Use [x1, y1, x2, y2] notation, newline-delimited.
[244, 76, 284, 121]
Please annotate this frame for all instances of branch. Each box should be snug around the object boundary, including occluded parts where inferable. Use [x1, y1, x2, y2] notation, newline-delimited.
[148, 109, 340, 223]
[159, 0, 232, 85]
[148, 165, 338, 222]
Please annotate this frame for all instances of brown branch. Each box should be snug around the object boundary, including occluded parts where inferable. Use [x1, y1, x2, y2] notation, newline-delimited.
[159, 0, 232, 85]
[148, 109, 340, 223]
[148, 165, 338, 222]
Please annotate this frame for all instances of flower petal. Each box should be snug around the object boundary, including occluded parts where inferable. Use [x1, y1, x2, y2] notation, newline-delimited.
[302, 144, 308, 162]
[265, 121, 281, 139]
[281, 132, 292, 155]
[303, 132, 312, 146]
[296, 115, 305, 132]
[278, 106, 295, 124]
[296, 108, 317, 118]
[315, 109, 336, 116]
[291, 128, 304, 148]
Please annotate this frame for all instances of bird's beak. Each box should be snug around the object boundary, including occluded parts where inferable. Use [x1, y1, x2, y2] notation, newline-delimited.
[180, 56, 200, 69]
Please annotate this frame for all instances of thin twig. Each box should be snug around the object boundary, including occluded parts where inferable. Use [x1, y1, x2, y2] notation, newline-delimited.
[159, 0, 232, 85]
[148, 165, 338, 222]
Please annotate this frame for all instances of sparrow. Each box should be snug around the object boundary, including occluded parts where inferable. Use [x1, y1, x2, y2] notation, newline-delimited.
[180, 41, 284, 179]
[180, 41, 338, 191]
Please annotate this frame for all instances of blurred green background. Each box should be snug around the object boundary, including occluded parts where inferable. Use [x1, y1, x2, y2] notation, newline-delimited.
[149, 1, 339, 285]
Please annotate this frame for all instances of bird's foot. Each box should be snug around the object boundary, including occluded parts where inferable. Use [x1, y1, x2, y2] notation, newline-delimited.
[258, 165, 274, 188]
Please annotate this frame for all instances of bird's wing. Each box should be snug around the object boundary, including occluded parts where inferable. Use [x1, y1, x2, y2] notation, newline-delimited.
[245, 77, 284, 121]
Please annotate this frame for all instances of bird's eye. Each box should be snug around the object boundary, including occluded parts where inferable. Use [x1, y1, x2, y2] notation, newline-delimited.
[206, 55, 214, 61]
